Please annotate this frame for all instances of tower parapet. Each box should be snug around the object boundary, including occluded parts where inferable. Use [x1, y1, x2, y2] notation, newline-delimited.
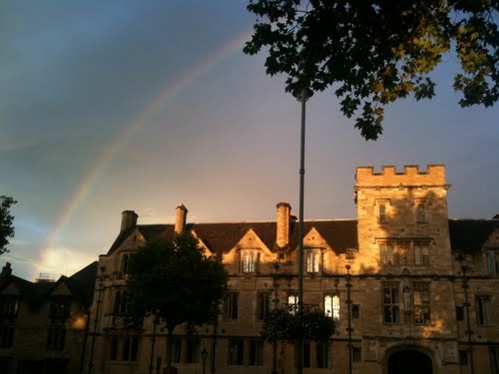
[356, 164, 448, 188]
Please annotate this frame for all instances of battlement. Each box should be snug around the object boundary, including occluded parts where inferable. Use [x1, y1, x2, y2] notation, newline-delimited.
[356, 164, 447, 187]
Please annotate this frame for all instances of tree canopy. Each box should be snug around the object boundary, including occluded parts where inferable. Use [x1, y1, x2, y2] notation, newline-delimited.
[244, 0, 499, 140]
[127, 233, 228, 333]
[0, 196, 17, 255]
[261, 308, 335, 342]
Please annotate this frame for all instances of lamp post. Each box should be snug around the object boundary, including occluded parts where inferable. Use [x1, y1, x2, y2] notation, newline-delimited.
[461, 264, 475, 374]
[345, 265, 352, 374]
[88, 266, 105, 374]
[296, 88, 309, 374]
[201, 348, 208, 374]
[148, 314, 159, 374]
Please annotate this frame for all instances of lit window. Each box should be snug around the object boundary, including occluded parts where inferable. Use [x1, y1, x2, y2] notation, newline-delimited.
[383, 283, 400, 323]
[413, 283, 431, 324]
[249, 340, 263, 366]
[228, 339, 244, 365]
[224, 292, 238, 320]
[324, 295, 340, 320]
[306, 251, 320, 273]
[287, 294, 299, 315]
[476, 295, 492, 326]
[242, 252, 254, 273]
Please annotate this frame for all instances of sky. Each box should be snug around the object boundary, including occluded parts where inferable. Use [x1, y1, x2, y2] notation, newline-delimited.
[1, 1, 498, 281]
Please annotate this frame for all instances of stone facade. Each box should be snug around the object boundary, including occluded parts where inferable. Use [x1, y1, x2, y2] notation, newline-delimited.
[0, 261, 97, 374]
[84, 164, 499, 374]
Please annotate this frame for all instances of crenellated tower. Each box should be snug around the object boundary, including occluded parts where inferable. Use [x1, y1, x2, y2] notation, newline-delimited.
[355, 164, 452, 274]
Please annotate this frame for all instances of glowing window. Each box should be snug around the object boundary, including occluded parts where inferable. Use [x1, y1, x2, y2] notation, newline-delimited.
[306, 251, 320, 273]
[324, 295, 340, 320]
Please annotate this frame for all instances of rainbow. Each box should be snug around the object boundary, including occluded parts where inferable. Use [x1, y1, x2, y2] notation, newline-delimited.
[40, 29, 254, 258]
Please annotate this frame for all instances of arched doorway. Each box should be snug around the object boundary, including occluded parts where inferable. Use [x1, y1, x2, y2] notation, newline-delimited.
[388, 349, 433, 374]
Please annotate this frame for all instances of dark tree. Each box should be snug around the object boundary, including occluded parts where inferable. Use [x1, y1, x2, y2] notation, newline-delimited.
[244, 0, 499, 139]
[261, 308, 335, 372]
[0, 196, 17, 255]
[126, 233, 228, 370]
[261, 308, 335, 342]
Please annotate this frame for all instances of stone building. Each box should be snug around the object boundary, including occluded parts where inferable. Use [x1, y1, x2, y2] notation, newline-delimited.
[0, 261, 97, 374]
[85, 164, 499, 374]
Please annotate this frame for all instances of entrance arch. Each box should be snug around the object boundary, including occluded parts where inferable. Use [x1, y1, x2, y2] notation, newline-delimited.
[387, 349, 433, 374]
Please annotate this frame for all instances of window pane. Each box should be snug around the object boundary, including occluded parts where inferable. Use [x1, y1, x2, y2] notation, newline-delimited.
[324, 295, 332, 317]
[249, 340, 263, 366]
[229, 339, 244, 365]
[317, 342, 331, 368]
[332, 296, 340, 320]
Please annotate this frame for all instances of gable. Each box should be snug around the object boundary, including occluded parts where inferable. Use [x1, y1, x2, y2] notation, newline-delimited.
[303, 227, 334, 251]
[0, 282, 21, 296]
[50, 282, 71, 297]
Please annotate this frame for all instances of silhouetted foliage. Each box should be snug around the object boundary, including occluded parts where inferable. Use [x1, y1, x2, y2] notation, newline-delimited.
[261, 308, 335, 342]
[0, 196, 17, 255]
[127, 233, 228, 368]
[245, 0, 499, 139]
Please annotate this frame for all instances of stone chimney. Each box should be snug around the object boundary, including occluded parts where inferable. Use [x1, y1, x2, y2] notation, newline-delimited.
[276, 202, 291, 248]
[174, 204, 188, 234]
[120, 210, 138, 233]
[1, 262, 12, 277]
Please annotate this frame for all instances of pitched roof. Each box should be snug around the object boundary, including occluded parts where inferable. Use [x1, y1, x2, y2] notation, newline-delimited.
[0, 262, 98, 310]
[107, 220, 358, 255]
[449, 219, 499, 253]
[106, 217, 499, 256]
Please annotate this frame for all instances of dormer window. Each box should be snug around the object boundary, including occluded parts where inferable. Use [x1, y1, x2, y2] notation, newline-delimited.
[122, 253, 132, 274]
[306, 250, 320, 274]
[241, 251, 260, 273]
[49, 296, 71, 320]
[0, 296, 20, 318]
